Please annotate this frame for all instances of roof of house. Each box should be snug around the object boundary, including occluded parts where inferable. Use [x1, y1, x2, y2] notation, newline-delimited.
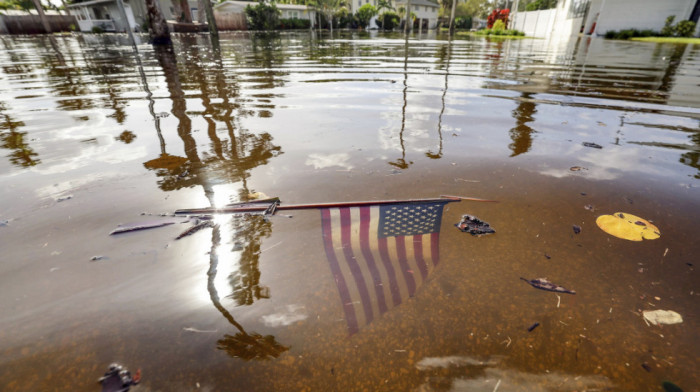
[215, 1, 311, 11]
[65, 0, 115, 8]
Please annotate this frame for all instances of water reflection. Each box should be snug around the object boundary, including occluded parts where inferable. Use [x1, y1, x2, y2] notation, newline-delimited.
[0, 106, 38, 167]
[207, 224, 288, 360]
[508, 92, 537, 157]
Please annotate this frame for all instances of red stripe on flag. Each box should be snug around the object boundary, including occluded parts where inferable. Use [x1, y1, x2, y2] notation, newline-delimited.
[321, 209, 359, 335]
[395, 236, 416, 297]
[413, 235, 429, 280]
[378, 237, 402, 307]
[431, 232, 440, 267]
[339, 208, 374, 326]
[359, 207, 389, 315]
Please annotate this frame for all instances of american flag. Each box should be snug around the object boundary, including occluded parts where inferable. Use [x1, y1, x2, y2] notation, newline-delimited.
[320, 200, 450, 335]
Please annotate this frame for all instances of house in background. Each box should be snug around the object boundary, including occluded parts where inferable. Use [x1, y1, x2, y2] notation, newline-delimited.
[214, 1, 316, 30]
[395, 0, 439, 30]
[66, 0, 199, 32]
[583, 0, 700, 36]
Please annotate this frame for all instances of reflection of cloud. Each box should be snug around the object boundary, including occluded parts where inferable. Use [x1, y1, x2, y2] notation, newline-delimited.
[305, 153, 353, 170]
[261, 304, 307, 327]
[415, 355, 613, 392]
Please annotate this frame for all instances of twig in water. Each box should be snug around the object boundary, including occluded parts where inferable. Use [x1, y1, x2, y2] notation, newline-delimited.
[493, 379, 501, 392]
[261, 241, 283, 253]
[556, 294, 561, 308]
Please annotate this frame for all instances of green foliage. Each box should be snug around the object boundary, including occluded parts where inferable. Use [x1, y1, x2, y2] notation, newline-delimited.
[245, 1, 281, 31]
[379, 11, 399, 30]
[355, 3, 377, 28]
[278, 17, 310, 29]
[675, 20, 696, 37]
[454, 16, 472, 29]
[91, 26, 104, 33]
[491, 19, 505, 32]
[524, 0, 557, 11]
[660, 15, 676, 37]
[476, 28, 524, 36]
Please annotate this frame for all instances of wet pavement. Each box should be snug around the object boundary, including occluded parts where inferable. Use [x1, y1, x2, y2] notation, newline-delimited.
[0, 31, 698, 391]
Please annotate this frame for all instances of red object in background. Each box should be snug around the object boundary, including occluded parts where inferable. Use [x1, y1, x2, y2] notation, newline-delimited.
[487, 8, 510, 29]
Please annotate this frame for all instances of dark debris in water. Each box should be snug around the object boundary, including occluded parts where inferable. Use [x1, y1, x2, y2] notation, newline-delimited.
[582, 142, 603, 149]
[573, 225, 581, 234]
[520, 277, 576, 294]
[455, 215, 495, 236]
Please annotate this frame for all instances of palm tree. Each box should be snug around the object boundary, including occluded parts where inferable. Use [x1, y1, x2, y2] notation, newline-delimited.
[315, 0, 340, 34]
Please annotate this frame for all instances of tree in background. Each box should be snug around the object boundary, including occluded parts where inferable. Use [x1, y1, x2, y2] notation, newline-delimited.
[355, 3, 377, 28]
[315, 0, 341, 33]
[245, 1, 281, 30]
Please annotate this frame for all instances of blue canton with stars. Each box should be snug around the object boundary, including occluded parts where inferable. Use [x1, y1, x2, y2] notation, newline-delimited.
[377, 201, 448, 238]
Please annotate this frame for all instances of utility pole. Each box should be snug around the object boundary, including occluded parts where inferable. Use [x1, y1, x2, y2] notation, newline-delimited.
[201, 0, 218, 38]
[448, 0, 456, 35]
[404, 0, 411, 34]
[31, 0, 52, 34]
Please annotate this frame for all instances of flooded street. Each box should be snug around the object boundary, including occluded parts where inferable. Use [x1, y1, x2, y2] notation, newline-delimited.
[0, 31, 698, 391]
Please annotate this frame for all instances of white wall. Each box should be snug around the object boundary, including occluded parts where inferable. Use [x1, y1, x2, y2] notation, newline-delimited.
[585, 0, 696, 36]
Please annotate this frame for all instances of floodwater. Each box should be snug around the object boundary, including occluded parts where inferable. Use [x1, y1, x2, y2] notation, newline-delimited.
[0, 31, 698, 391]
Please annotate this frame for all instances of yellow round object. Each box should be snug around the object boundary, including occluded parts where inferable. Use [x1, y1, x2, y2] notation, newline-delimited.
[595, 212, 660, 241]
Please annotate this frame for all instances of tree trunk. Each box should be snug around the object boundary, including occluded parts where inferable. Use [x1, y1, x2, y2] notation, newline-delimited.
[31, 0, 51, 34]
[197, 0, 206, 23]
[201, 0, 218, 38]
[145, 0, 172, 45]
[179, 0, 192, 23]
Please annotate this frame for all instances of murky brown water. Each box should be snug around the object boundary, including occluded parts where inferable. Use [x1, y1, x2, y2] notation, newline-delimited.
[0, 31, 698, 392]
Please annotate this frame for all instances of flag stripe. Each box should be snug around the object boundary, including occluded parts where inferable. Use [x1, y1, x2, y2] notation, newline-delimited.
[340, 208, 374, 326]
[413, 235, 429, 280]
[359, 207, 389, 315]
[321, 208, 359, 335]
[377, 236, 403, 307]
[431, 232, 440, 267]
[395, 236, 417, 297]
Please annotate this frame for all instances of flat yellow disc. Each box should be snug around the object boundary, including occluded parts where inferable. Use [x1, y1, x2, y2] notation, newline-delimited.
[595, 212, 660, 241]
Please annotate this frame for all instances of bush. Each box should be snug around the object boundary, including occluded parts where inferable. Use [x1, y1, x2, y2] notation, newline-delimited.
[245, 1, 281, 31]
[675, 20, 696, 37]
[491, 19, 505, 32]
[379, 11, 400, 30]
[278, 18, 310, 29]
[355, 3, 377, 28]
[660, 15, 676, 37]
[91, 26, 104, 33]
[454, 16, 472, 29]
[487, 8, 509, 29]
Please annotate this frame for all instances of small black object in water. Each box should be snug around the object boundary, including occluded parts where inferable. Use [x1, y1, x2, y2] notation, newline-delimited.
[527, 322, 540, 332]
[455, 215, 495, 236]
[98, 363, 140, 392]
[582, 142, 603, 149]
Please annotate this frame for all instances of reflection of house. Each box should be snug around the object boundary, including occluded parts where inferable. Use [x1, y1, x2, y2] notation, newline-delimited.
[214, 1, 316, 30]
[583, 0, 700, 37]
[66, 0, 199, 32]
[511, 0, 588, 38]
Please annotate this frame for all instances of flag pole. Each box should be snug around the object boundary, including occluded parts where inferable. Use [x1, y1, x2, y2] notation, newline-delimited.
[174, 196, 471, 215]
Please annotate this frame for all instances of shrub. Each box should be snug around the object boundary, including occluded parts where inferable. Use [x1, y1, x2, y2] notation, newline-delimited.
[278, 18, 310, 29]
[660, 15, 676, 37]
[91, 26, 104, 33]
[355, 3, 377, 28]
[492, 19, 505, 32]
[380, 11, 400, 30]
[487, 8, 509, 29]
[675, 20, 696, 37]
[454, 16, 472, 29]
[245, 1, 281, 31]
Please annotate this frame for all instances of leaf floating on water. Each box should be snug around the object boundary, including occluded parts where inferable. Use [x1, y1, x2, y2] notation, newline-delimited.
[455, 215, 495, 236]
[642, 310, 683, 326]
[596, 212, 660, 241]
[520, 277, 576, 294]
[573, 225, 581, 234]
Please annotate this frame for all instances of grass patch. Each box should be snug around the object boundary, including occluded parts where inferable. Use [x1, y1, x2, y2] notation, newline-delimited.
[456, 31, 531, 39]
[630, 37, 700, 44]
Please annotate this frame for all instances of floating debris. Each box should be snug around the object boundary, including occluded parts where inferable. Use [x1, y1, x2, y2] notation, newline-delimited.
[584, 204, 595, 211]
[110, 220, 180, 235]
[570, 166, 587, 171]
[642, 310, 683, 326]
[520, 277, 576, 294]
[175, 220, 216, 240]
[641, 363, 652, 372]
[662, 381, 684, 392]
[596, 212, 660, 241]
[582, 142, 603, 149]
[57, 195, 73, 202]
[573, 225, 581, 234]
[183, 327, 218, 333]
[544, 254, 551, 260]
[90, 255, 106, 261]
[527, 322, 540, 332]
[98, 363, 140, 392]
[455, 215, 495, 236]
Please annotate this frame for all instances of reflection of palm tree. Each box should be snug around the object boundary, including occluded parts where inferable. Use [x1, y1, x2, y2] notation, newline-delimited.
[207, 225, 289, 360]
[0, 109, 40, 167]
[508, 92, 537, 157]
[427, 36, 452, 160]
[228, 214, 272, 306]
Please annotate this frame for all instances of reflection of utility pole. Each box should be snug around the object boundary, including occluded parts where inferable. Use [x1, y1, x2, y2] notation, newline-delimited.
[31, 0, 51, 34]
[207, 225, 289, 361]
[390, 35, 411, 170]
[508, 92, 536, 157]
[427, 36, 451, 160]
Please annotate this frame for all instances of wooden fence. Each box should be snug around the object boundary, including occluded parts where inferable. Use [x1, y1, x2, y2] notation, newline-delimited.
[214, 12, 247, 31]
[1, 15, 77, 34]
